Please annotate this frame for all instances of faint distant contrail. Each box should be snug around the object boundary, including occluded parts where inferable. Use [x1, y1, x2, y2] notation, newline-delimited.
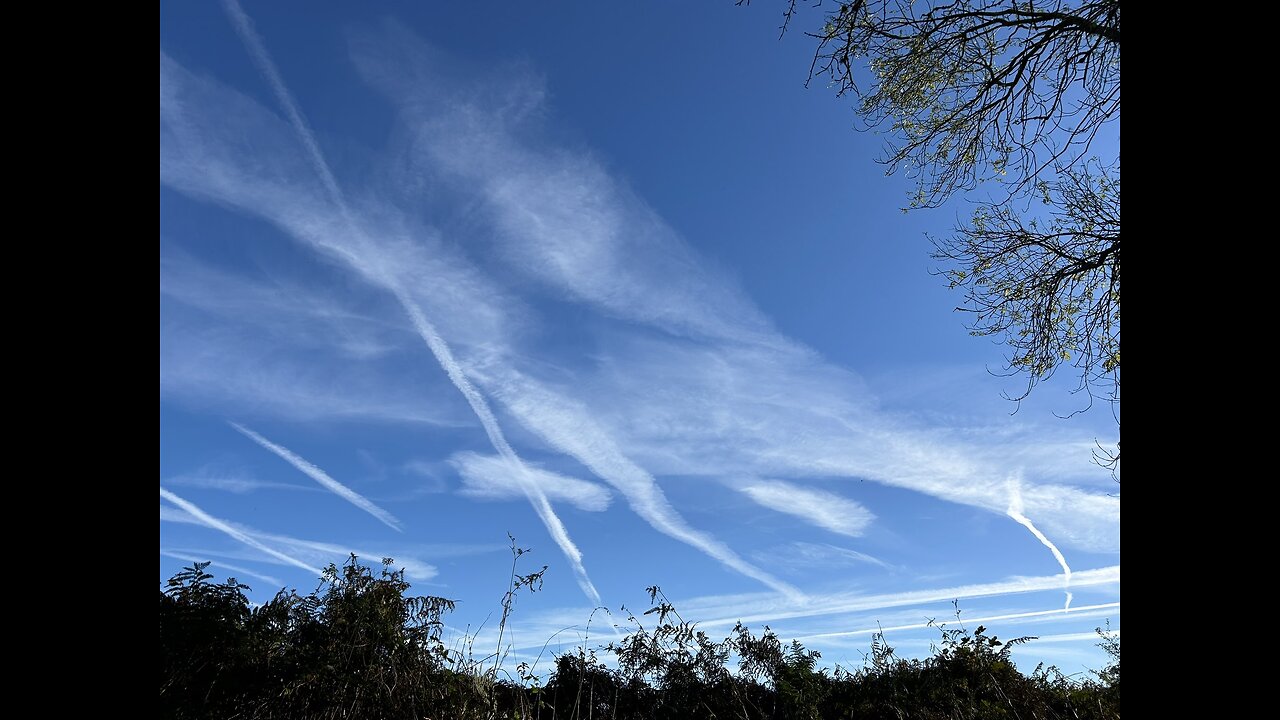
[230, 422, 402, 532]
[220, 0, 343, 204]
[160, 487, 318, 573]
[161, 550, 284, 587]
[1007, 477, 1073, 610]
[221, 0, 601, 605]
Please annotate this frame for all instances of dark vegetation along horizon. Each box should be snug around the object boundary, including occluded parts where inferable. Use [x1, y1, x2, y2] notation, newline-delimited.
[160, 551, 1119, 719]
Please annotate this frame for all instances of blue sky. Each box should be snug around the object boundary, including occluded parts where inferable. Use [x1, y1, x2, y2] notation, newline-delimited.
[160, 1, 1119, 675]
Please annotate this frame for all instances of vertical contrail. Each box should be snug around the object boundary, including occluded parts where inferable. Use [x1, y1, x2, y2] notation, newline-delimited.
[230, 422, 403, 532]
[221, 0, 601, 605]
[1006, 477, 1072, 610]
[161, 487, 318, 574]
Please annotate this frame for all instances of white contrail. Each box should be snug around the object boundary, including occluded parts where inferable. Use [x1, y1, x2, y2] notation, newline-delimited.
[794, 602, 1120, 641]
[696, 564, 1116, 630]
[1007, 477, 1073, 610]
[230, 422, 402, 532]
[221, 0, 601, 605]
[486, 570, 1120, 653]
[160, 487, 318, 574]
[161, 550, 284, 587]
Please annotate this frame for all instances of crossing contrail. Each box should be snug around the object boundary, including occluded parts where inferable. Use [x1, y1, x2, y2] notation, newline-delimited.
[221, 0, 601, 605]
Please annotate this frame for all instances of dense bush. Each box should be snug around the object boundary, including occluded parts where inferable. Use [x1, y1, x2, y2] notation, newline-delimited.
[160, 556, 1119, 719]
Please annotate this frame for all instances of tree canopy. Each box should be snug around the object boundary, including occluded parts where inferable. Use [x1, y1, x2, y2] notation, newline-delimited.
[766, 0, 1121, 470]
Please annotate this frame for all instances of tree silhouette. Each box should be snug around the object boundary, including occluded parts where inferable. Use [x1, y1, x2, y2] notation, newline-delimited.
[754, 0, 1121, 471]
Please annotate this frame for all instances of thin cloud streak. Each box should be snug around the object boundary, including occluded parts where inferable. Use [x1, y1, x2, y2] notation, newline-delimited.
[231, 423, 403, 531]
[160, 506, 439, 582]
[216, 4, 602, 605]
[161, 550, 284, 587]
[362, 32, 1119, 555]
[452, 452, 612, 512]
[737, 480, 875, 537]
[160, 488, 318, 574]
[166, 472, 318, 495]
[758, 542, 892, 572]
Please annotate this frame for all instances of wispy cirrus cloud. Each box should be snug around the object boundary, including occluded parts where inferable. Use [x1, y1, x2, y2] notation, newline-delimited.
[161, 13, 1118, 609]
[178, 3, 606, 606]
[349, 23, 779, 349]
[160, 258, 463, 426]
[554, 333, 1117, 553]
[160, 251, 411, 361]
[162, 19, 798, 602]
[736, 480, 875, 537]
[451, 452, 612, 512]
[345, 25, 1118, 557]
